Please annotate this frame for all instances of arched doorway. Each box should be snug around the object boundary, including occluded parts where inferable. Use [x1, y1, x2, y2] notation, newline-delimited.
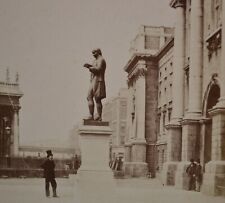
[204, 84, 220, 164]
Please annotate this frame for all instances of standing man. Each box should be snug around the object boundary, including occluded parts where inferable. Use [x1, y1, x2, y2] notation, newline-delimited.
[195, 159, 202, 192]
[41, 150, 58, 197]
[186, 158, 196, 191]
[83, 48, 106, 121]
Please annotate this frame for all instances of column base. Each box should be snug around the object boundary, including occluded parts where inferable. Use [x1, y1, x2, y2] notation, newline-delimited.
[175, 161, 190, 190]
[161, 161, 179, 185]
[202, 161, 225, 196]
[124, 162, 148, 177]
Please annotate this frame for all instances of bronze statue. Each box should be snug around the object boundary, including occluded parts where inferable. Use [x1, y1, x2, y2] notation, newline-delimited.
[83, 48, 106, 121]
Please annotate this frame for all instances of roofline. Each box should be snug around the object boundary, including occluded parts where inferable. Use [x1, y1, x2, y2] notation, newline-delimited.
[156, 37, 174, 60]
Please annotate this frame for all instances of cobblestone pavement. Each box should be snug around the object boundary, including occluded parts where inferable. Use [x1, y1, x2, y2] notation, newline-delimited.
[0, 177, 224, 203]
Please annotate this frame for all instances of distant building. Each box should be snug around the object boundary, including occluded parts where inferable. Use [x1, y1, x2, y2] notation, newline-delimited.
[18, 145, 75, 159]
[102, 88, 128, 161]
[0, 69, 23, 164]
[18, 125, 81, 159]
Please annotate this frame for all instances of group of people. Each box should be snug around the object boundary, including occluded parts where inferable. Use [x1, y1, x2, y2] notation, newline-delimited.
[186, 158, 202, 192]
[109, 157, 123, 171]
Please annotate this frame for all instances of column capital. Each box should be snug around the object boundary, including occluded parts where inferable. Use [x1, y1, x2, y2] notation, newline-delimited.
[170, 0, 185, 8]
[127, 60, 147, 87]
[13, 106, 21, 113]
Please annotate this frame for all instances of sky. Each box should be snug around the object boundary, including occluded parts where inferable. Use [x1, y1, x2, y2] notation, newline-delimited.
[0, 0, 175, 146]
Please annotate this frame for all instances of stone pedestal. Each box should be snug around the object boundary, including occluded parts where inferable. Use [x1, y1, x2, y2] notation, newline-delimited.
[175, 118, 200, 189]
[161, 161, 179, 186]
[202, 161, 225, 196]
[76, 120, 115, 203]
[175, 161, 190, 190]
[124, 139, 148, 177]
[161, 123, 182, 185]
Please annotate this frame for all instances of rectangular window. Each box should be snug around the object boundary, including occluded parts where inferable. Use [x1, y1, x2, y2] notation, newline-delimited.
[213, 0, 222, 28]
[163, 112, 166, 132]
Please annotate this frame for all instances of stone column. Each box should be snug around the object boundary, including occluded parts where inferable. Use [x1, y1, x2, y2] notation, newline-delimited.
[130, 60, 148, 177]
[11, 107, 20, 157]
[175, 0, 203, 190]
[202, 1, 225, 195]
[161, 0, 185, 186]
[188, 0, 203, 115]
[135, 61, 146, 141]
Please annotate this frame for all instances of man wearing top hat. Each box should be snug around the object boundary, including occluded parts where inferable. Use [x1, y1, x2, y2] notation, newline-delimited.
[41, 150, 58, 197]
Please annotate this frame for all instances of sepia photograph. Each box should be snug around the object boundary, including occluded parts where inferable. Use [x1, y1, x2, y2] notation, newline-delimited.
[0, 0, 224, 202]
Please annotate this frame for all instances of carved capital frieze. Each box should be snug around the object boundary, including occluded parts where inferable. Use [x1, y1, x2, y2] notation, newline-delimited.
[170, 0, 186, 8]
[127, 61, 147, 87]
[13, 106, 21, 113]
[206, 28, 222, 60]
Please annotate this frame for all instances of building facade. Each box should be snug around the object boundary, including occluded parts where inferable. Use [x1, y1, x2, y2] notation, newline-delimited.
[124, 1, 225, 195]
[124, 26, 174, 177]
[160, 0, 225, 196]
[156, 40, 174, 175]
[0, 69, 23, 167]
[102, 88, 128, 161]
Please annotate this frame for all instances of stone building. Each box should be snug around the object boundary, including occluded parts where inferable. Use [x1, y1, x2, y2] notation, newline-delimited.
[123, 26, 174, 177]
[123, 0, 225, 196]
[0, 69, 23, 165]
[160, 0, 225, 196]
[156, 39, 174, 174]
[102, 88, 128, 161]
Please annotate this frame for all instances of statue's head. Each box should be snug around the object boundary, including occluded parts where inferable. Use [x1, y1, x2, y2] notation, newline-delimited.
[92, 48, 102, 56]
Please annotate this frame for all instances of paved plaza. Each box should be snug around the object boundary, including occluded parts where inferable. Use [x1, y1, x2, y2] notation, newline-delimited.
[0, 177, 224, 203]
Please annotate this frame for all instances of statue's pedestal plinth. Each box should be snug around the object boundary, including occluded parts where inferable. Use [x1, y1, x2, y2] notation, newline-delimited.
[77, 120, 115, 203]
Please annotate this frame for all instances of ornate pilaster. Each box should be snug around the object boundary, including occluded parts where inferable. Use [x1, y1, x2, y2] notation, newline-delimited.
[127, 60, 147, 87]
[174, 0, 203, 190]
[125, 59, 148, 177]
[188, 0, 203, 115]
[161, 0, 185, 186]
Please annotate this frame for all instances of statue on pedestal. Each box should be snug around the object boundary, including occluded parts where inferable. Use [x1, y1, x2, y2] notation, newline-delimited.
[83, 48, 106, 121]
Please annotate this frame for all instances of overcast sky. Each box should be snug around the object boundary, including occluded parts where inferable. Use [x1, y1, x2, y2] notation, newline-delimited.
[0, 0, 175, 146]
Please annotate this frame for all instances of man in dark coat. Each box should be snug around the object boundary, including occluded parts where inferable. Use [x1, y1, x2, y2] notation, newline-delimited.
[41, 150, 58, 197]
[186, 158, 197, 191]
[84, 48, 106, 121]
[195, 159, 202, 192]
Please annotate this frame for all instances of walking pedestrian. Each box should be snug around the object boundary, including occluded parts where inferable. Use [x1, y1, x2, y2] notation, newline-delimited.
[41, 150, 59, 197]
